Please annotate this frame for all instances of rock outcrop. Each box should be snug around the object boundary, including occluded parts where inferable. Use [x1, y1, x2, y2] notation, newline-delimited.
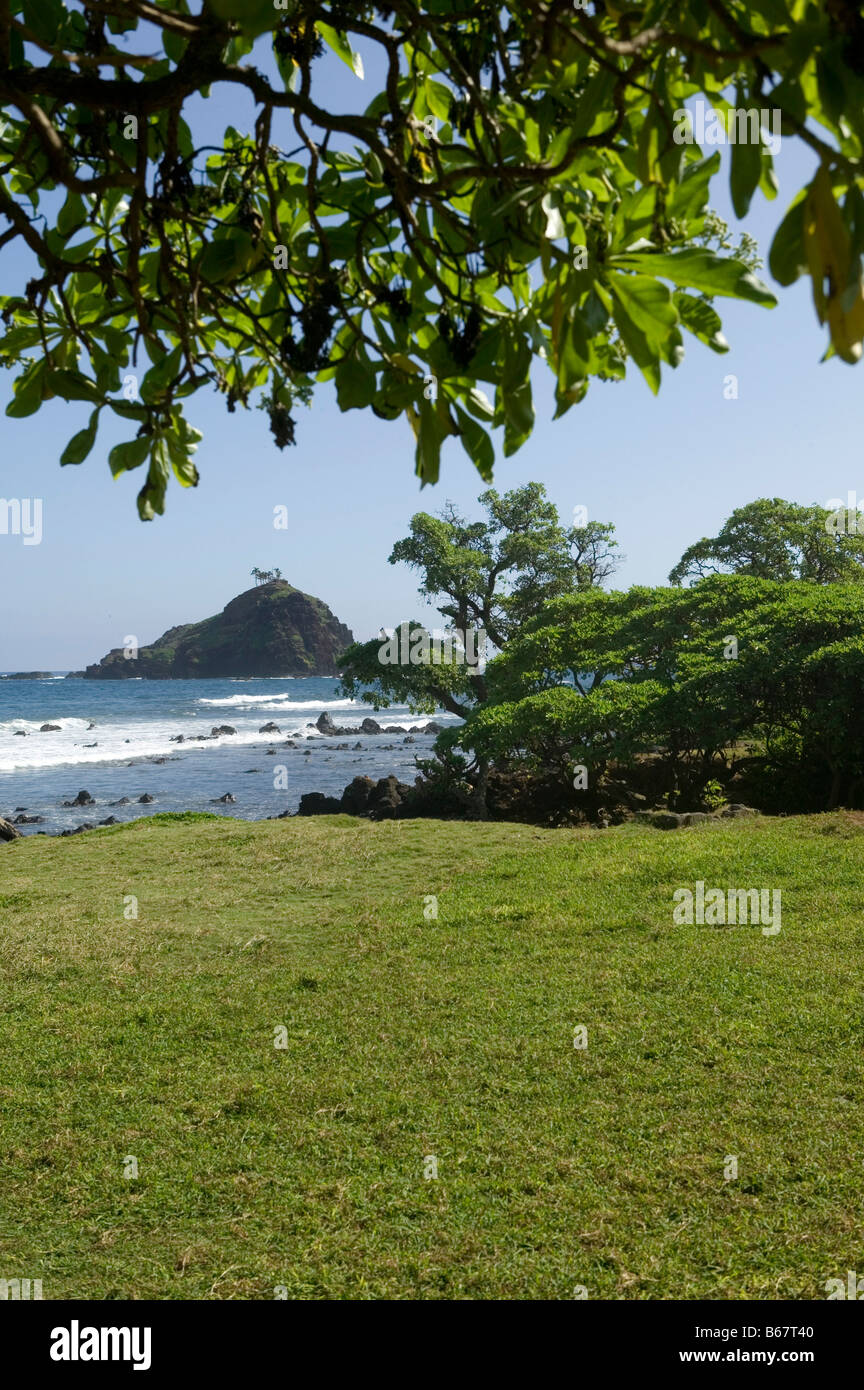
[311, 712, 442, 737]
[81, 581, 354, 679]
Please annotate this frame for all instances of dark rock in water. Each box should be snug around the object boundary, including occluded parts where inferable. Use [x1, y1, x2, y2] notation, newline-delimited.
[259, 722, 281, 733]
[99, 816, 120, 826]
[367, 775, 412, 820]
[15, 807, 27, 812]
[303, 750, 312, 756]
[14, 814, 43, 824]
[63, 789, 95, 808]
[360, 718, 381, 734]
[111, 797, 131, 807]
[284, 740, 297, 748]
[211, 724, 237, 737]
[315, 712, 338, 736]
[61, 823, 95, 836]
[341, 776, 375, 816]
[403, 736, 416, 744]
[265, 748, 276, 755]
[170, 734, 185, 743]
[296, 791, 343, 815]
[425, 722, 443, 734]
[40, 723, 61, 732]
[80, 580, 354, 679]
[189, 734, 210, 741]
[211, 792, 236, 803]
[353, 742, 362, 750]
[83, 742, 98, 748]
[151, 756, 167, 764]
[138, 793, 155, 804]
[383, 726, 404, 735]
[13, 730, 27, 737]
[243, 769, 260, 774]
[0, 817, 23, 840]
[87, 722, 96, 730]
[337, 742, 349, 750]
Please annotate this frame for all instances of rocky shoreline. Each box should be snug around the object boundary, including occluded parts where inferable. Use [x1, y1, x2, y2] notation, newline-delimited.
[0, 709, 446, 840]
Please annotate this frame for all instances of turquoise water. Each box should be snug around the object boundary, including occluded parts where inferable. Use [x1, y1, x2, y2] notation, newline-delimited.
[0, 676, 457, 834]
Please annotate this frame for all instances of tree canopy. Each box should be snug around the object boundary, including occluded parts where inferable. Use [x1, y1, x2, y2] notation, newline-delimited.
[463, 574, 864, 814]
[2, 2, 864, 514]
[338, 481, 619, 718]
[668, 497, 864, 585]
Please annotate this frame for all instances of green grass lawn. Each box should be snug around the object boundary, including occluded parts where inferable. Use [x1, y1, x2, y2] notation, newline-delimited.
[1, 810, 863, 1300]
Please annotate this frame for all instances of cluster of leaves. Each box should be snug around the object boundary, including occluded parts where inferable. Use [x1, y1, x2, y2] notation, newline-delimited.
[461, 573, 864, 812]
[2, 2, 864, 513]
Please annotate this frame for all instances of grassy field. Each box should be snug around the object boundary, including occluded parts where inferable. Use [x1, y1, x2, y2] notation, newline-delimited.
[1, 810, 863, 1301]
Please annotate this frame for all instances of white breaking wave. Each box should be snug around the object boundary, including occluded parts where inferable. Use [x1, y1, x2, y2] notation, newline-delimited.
[0, 717, 92, 733]
[196, 694, 359, 710]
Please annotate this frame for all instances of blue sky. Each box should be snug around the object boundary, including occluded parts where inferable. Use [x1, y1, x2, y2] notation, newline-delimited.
[0, 35, 855, 669]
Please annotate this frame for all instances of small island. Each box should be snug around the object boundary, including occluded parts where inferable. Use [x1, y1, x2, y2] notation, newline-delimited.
[80, 580, 354, 679]
[0, 671, 55, 680]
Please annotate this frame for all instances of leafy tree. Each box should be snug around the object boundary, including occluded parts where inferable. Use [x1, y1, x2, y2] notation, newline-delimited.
[668, 498, 864, 585]
[462, 574, 864, 814]
[338, 482, 620, 719]
[7, 1, 864, 514]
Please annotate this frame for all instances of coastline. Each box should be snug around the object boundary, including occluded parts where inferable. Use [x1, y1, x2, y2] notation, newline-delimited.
[0, 676, 458, 837]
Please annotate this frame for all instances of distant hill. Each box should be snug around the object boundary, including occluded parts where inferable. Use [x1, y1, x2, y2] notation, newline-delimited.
[80, 582, 354, 679]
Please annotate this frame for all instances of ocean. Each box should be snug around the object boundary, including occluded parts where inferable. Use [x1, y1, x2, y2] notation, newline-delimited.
[0, 676, 460, 835]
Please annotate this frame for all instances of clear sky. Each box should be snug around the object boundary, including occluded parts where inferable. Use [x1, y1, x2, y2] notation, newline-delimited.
[0, 36, 855, 670]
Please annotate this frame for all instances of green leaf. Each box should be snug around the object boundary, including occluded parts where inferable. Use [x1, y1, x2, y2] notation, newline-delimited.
[46, 369, 102, 403]
[409, 397, 453, 485]
[6, 359, 47, 418]
[57, 193, 87, 239]
[768, 191, 808, 287]
[454, 404, 494, 481]
[206, 0, 278, 36]
[608, 274, 679, 341]
[109, 435, 151, 479]
[502, 380, 534, 456]
[137, 438, 171, 520]
[60, 409, 100, 466]
[673, 293, 729, 353]
[609, 286, 661, 395]
[166, 433, 200, 488]
[199, 230, 254, 283]
[335, 354, 376, 410]
[730, 121, 763, 218]
[611, 249, 777, 306]
[670, 154, 721, 223]
[316, 22, 364, 79]
[22, 0, 63, 45]
[141, 346, 182, 402]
